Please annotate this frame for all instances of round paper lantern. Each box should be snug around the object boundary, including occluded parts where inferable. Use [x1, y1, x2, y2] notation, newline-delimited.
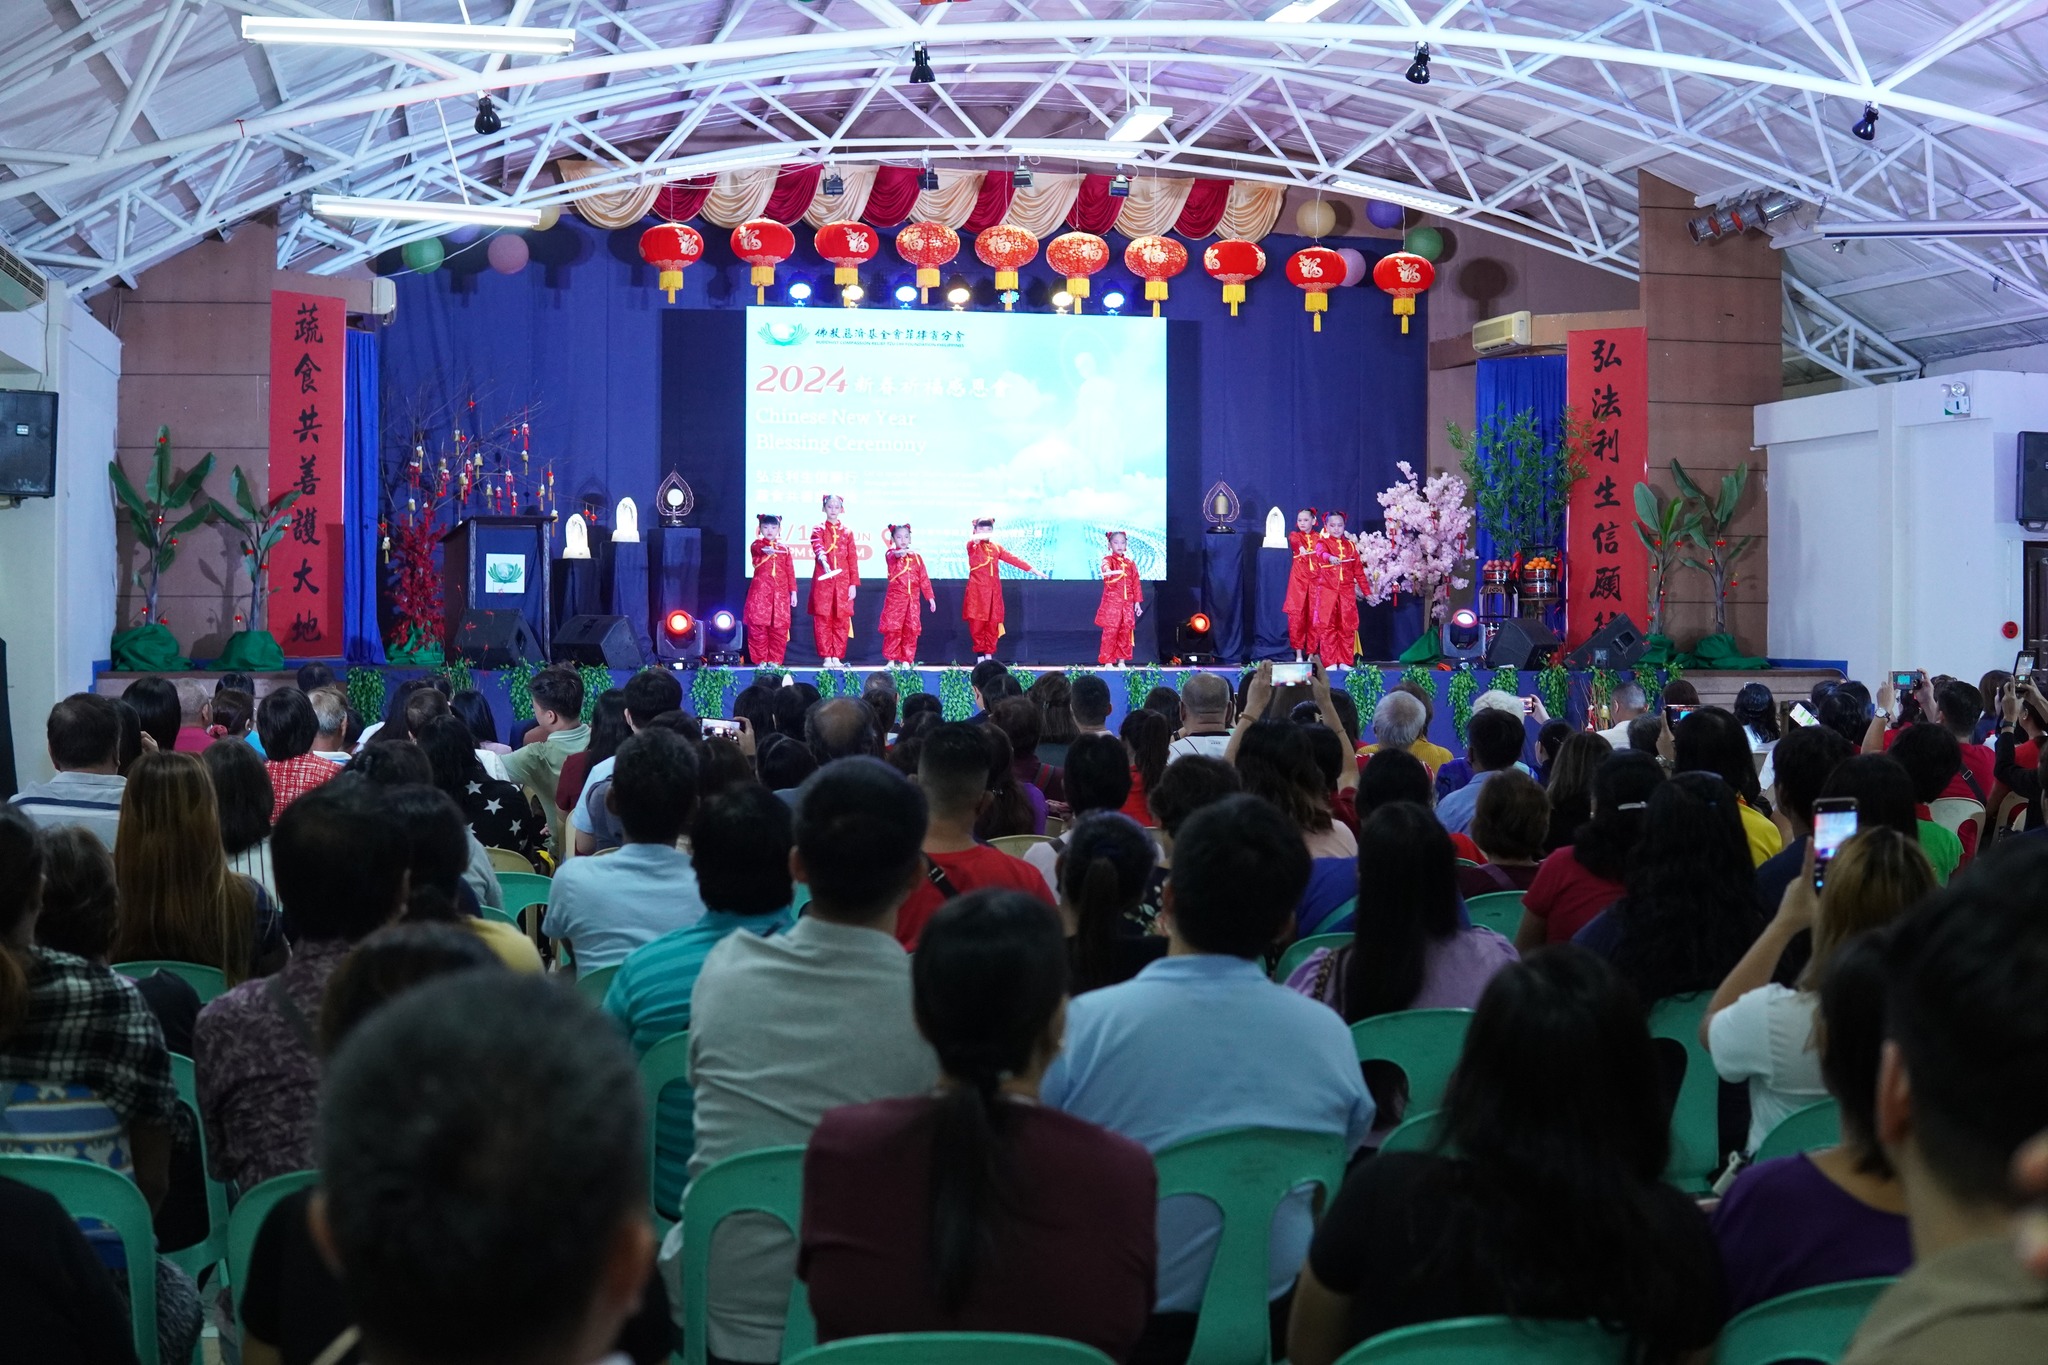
[401, 236, 445, 274]
[896, 221, 961, 301]
[1403, 225, 1444, 262]
[1295, 199, 1337, 239]
[443, 224, 483, 246]
[815, 220, 880, 290]
[1365, 199, 1406, 230]
[639, 222, 705, 302]
[1201, 238, 1266, 315]
[975, 224, 1038, 309]
[534, 205, 562, 231]
[487, 233, 530, 275]
[1046, 231, 1110, 309]
[1372, 250, 1437, 333]
[731, 219, 796, 304]
[1334, 246, 1368, 287]
[1123, 236, 1189, 315]
[1285, 246, 1345, 332]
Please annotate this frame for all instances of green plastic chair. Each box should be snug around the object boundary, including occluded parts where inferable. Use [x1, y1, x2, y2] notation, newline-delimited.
[1153, 1126, 1349, 1365]
[682, 1145, 815, 1365]
[1378, 1107, 1441, 1156]
[114, 960, 228, 1004]
[1647, 992, 1720, 1191]
[788, 1334, 1115, 1364]
[1299, 895, 1358, 938]
[1350, 1010, 1474, 1116]
[1273, 932, 1350, 983]
[478, 902, 521, 928]
[1752, 1099, 1842, 1164]
[1336, 1315, 1628, 1363]
[496, 870, 553, 921]
[165, 1054, 229, 1290]
[0, 1153, 161, 1365]
[1713, 1278, 1895, 1365]
[575, 963, 620, 1005]
[227, 1170, 319, 1328]
[641, 1031, 693, 1223]
[1463, 891, 1526, 937]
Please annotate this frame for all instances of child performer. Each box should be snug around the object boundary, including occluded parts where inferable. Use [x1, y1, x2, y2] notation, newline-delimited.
[879, 523, 936, 665]
[1314, 510, 1365, 670]
[1094, 530, 1144, 668]
[744, 514, 797, 665]
[809, 493, 857, 667]
[962, 517, 1037, 662]
[1284, 507, 1321, 662]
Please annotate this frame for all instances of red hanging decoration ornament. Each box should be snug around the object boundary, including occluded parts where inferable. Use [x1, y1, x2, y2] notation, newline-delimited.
[1123, 235, 1189, 316]
[1285, 246, 1345, 332]
[731, 219, 796, 304]
[974, 224, 1039, 310]
[638, 222, 704, 303]
[814, 220, 880, 293]
[1371, 250, 1437, 334]
[1046, 231, 1110, 311]
[1202, 239, 1266, 316]
[896, 221, 961, 302]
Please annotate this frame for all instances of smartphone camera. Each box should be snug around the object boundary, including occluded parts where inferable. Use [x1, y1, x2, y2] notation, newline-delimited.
[1270, 662, 1311, 686]
[1665, 704, 1697, 729]
[1812, 797, 1859, 891]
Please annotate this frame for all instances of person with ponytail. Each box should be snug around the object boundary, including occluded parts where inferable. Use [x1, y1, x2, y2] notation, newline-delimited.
[800, 889, 1157, 1360]
[1058, 812, 1165, 992]
[1516, 750, 1665, 952]
[375, 783, 542, 973]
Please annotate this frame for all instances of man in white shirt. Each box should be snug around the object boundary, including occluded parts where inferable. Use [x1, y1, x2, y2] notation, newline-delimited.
[1167, 672, 1234, 762]
[1072, 673, 1114, 737]
[9, 694, 125, 847]
[569, 670, 686, 856]
[307, 686, 353, 764]
[1599, 681, 1648, 749]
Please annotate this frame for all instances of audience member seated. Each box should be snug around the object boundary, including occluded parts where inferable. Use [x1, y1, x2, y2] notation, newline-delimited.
[503, 666, 591, 851]
[201, 736, 278, 898]
[801, 889, 1156, 1358]
[1840, 841, 2048, 1363]
[1755, 725, 1856, 928]
[1918, 680, 1991, 861]
[110, 750, 284, 983]
[1140, 755, 1242, 930]
[1027, 673, 1081, 769]
[1674, 707, 1783, 866]
[992, 696, 1065, 800]
[1461, 768, 1550, 896]
[1072, 673, 1115, 738]
[1540, 731, 1612, 854]
[697, 737, 755, 799]
[1024, 732, 1135, 898]
[1234, 716, 1356, 861]
[306, 686, 352, 767]
[10, 692, 126, 846]
[558, 688, 630, 814]
[451, 686, 511, 757]
[1516, 751, 1663, 952]
[170, 676, 212, 754]
[258, 687, 342, 820]
[1626, 712, 1664, 756]
[1142, 685, 1180, 726]
[760, 733, 821, 795]
[605, 784, 798, 1215]
[1597, 681, 1649, 748]
[0, 1172, 142, 1363]
[1533, 718, 1574, 786]
[1058, 813, 1167, 993]
[1711, 935, 1911, 1314]
[345, 739, 503, 913]
[1356, 748, 1483, 864]
[1042, 795, 1375, 1365]
[121, 676, 181, 756]
[1819, 685, 1876, 751]
[1119, 708, 1171, 828]
[206, 687, 257, 748]
[974, 722, 1046, 839]
[1991, 676, 2048, 831]
[377, 783, 543, 973]
[419, 714, 549, 867]
[862, 676, 899, 756]
[682, 758, 940, 1365]
[1167, 673, 1235, 762]
[1705, 830, 1932, 1154]
[1887, 724, 1965, 883]
[1735, 681, 1781, 781]
[1434, 691, 1532, 799]
[895, 724, 1057, 948]
[1286, 947, 1725, 1365]
[1435, 707, 1529, 836]
[194, 780, 405, 1190]
[567, 671, 683, 851]
[544, 729, 704, 977]
[1373, 682, 1455, 774]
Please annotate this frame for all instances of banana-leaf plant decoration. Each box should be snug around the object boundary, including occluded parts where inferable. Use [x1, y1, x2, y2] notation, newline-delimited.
[1673, 460, 1754, 637]
[1631, 481, 1698, 639]
[109, 425, 215, 624]
[211, 466, 302, 633]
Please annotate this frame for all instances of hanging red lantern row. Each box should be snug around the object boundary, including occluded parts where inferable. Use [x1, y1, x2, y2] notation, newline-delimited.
[896, 221, 961, 303]
[731, 219, 796, 304]
[1372, 251, 1436, 333]
[974, 224, 1038, 310]
[637, 223, 704, 303]
[1285, 246, 1345, 332]
[1046, 231, 1110, 311]
[1123, 235, 1189, 316]
[814, 220, 880, 296]
[1202, 239, 1266, 316]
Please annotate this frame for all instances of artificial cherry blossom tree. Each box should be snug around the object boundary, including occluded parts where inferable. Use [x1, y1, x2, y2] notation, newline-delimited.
[1359, 461, 1475, 626]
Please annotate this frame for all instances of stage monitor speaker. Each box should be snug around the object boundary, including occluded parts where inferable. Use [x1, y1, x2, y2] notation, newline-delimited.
[2020, 432, 2048, 530]
[554, 614, 644, 669]
[449, 609, 542, 667]
[1484, 617, 1561, 670]
[1565, 612, 1648, 669]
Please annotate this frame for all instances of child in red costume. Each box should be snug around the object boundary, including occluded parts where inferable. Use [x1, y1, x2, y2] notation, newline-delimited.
[808, 493, 857, 667]
[743, 513, 796, 665]
[962, 518, 1037, 661]
[1314, 510, 1365, 670]
[1095, 530, 1144, 667]
[1284, 507, 1322, 662]
[879, 523, 936, 664]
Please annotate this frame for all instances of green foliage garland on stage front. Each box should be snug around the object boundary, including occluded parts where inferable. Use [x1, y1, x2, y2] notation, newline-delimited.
[1345, 664, 1385, 722]
[1490, 665, 1520, 699]
[692, 667, 734, 720]
[435, 657, 474, 699]
[939, 669, 974, 720]
[346, 667, 387, 731]
[577, 664, 611, 722]
[503, 659, 536, 722]
[1125, 666, 1161, 714]
[1400, 665, 1435, 702]
[1448, 665, 1477, 746]
[1539, 663, 1571, 722]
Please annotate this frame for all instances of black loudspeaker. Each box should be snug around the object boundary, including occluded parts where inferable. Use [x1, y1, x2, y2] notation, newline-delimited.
[2020, 432, 2048, 530]
[1484, 617, 1561, 670]
[555, 614, 644, 668]
[1565, 612, 1648, 669]
[449, 609, 542, 667]
[0, 390, 58, 499]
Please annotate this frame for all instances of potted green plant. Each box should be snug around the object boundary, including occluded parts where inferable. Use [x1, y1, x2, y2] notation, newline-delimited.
[1448, 406, 1588, 615]
[1673, 460, 1765, 666]
[1631, 481, 1698, 646]
[107, 426, 215, 669]
[209, 466, 303, 671]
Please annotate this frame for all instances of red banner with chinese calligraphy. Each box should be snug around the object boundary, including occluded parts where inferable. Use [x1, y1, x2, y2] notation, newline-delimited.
[1565, 326, 1648, 650]
[268, 291, 345, 656]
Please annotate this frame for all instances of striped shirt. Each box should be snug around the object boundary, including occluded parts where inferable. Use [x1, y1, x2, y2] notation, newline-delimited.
[9, 772, 125, 848]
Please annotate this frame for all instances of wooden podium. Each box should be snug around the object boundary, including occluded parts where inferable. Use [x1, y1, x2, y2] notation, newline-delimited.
[443, 516, 554, 660]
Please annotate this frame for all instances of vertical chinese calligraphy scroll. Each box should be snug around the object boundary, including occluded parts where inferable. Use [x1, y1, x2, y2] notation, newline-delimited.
[268, 291, 346, 656]
[1565, 326, 1648, 650]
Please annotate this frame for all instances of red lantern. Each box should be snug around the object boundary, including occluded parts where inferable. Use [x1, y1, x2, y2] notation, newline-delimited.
[974, 225, 1038, 309]
[1046, 231, 1110, 310]
[896, 221, 961, 302]
[638, 223, 704, 303]
[1371, 250, 1436, 333]
[1123, 236, 1189, 316]
[1286, 246, 1345, 332]
[814, 220, 880, 292]
[1202, 238, 1266, 316]
[731, 219, 796, 303]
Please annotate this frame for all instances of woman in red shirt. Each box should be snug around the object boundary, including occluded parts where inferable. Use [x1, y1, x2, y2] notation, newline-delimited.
[1118, 708, 1170, 827]
[1517, 750, 1664, 952]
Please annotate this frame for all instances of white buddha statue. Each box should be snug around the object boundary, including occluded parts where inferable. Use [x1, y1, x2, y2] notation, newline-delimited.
[1263, 506, 1287, 549]
[612, 495, 641, 542]
[563, 512, 591, 559]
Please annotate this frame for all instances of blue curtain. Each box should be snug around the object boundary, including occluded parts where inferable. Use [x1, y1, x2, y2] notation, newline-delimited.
[345, 329, 387, 663]
[1470, 355, 1568, 570]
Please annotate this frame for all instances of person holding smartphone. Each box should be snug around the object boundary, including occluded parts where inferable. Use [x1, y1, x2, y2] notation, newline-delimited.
[1993, 676, 2048, 834]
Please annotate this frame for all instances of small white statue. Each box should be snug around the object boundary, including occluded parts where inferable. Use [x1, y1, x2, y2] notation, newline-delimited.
[563, 513, 591, 560]
[612, 495, 641, 543]
[1262, 506, 1288, 549]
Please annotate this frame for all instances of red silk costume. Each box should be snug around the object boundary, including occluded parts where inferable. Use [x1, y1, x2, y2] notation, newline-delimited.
[963, 539, 1034, 656]
[1314, 531, 1365, 668]
[1283, 529, 1320, 652]
[809, 520, 857, 656]
[744, 537, 796, 664]
[879, 548, 935, 663]
[1094, 551, 1143, 665]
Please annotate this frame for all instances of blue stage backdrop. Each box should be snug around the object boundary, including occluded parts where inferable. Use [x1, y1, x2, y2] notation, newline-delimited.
[378, 218, 1427, 664]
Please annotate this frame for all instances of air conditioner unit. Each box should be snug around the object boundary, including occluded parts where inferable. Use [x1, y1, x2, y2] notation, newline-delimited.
[0, 242, 47, 314]
[1471, 310, 1531, 356]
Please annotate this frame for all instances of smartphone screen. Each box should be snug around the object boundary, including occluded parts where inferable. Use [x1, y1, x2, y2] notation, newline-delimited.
[1812, 799, 1859, 890]
[1522, 697, 1536, 715]
[2016, 652, 2036, 679]
[1789, 702, 1818, 728]
[1892, 670, 1918, 690]
[1270, 662, 1311, 686]
[701, 717, 740, 739]
[1665, 704, 1697, 728]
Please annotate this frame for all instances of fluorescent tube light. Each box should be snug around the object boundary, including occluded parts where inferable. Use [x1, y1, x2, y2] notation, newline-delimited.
[310, 195, 543, 228]
[242, 17, 576, 55]
[1813, 218, 2048, 239]
[1267, 0, 1340, 20]
[1328, 176, 1465, 216]
[1106, 106, 1174, 142]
